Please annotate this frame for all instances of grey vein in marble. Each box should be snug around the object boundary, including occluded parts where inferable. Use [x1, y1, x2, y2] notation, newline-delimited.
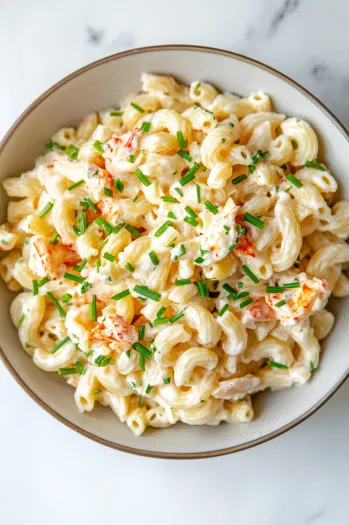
[86, 26, 105, 45]
[269, 0, 301, 35]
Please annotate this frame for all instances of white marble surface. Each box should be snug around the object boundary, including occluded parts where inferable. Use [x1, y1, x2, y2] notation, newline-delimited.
[1, 0, 349, 523]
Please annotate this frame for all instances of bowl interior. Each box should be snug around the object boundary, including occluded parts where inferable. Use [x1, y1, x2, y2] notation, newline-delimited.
[1, 46, 348, 457]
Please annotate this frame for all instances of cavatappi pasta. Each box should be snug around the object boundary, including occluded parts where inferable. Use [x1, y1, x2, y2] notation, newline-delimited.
[2, 73, 348, 436]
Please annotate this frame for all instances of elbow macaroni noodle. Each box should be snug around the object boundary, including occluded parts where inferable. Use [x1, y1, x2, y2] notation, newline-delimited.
[1, 73, 348, 436]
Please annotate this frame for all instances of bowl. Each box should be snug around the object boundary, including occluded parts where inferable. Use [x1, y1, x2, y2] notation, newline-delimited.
[1, 45, 349, 459]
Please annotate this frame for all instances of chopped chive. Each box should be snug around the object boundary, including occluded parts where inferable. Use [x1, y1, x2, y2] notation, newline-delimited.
[228, 243, 238, 251]
[223, 283, 237, 295]
[252, 149, 269, 163]
[174, 187, 183, 197]
[38, 202, 53, 218]
[139, 325, 145, 339]
[196, 183, 201, 203]
[184, 206, 198, 219]
[94, 389, 102, 395]
[173, 244, 186, 261]
[125, 262, 134, 273]
[176, 131, 186, 149]
[61, 293, 72, 303]
[38, 277, 50, 287]
[231, 291, 249, 301]
[138, 395, 145, 407]
[95, 217, 112, 234]
[156, 306, 167, 318]
[237, 281, 243, 289]
[66, 144, 79, 160]
[168, 211, 177, 219]
[175, 279, 191, 286]
[139, 355, 145, 372]
[112, 289, 130, 301]
[58, 367, 77, 376]
[196, 280, 208, 297]
[94, 355, 112, 367]
[163, 377, 171, 384]
[133, 195, 139, 202]
[241, 265, 259, 284]
[73, 258, 87, 272]
[51, 336, 70, 354]
[184, 216, 199, 227]
[268, 360, 288, 369]
[167, 237, 177, 247]
[204, 200, 219, 215]
[68, 180, 85, 191]
[81, 281, 92, 294]
[194, 256, 204, 264]
[135, 168, 152, 187]
[74, 210, 88, 236]
[169, 311, 185, 323]
[248, 165, 256, 174]
[114, 178, 124, 192]
[145, 384, 153, 394]
[133, 285, 161, 302]
[140, 121, 151, 132]
[309, 361, 315, 372]
[161, 196, 178, 203]
[148, 251, 159, 265]
[239, 297, 253, 308]
[275, 299, 287, 307]
[32, 280, 39, 296]
[177, 150, 192, 162]
[266, 286, 284, 293]
[154, 220, 172, 237]
[305, 160, 325, 171]
[80, 197, 97, 212]
[283, 281, 300, 289]
[152, 317, 169, 326]
[232, 174, 248, 185]
[286, 174, 303, 188]
[125, 224, 141, 238]
[96, 260, 101, 272]
[89, 295, 97, 321]
[92, 140, 104, 154]
[110, 111, 123, 117]
[180, 163, 200, 186]
[64, 272, 84, 284]
[218, 303, 229, 317]
[47, 292, 66, 318]
[18, 313, 25, 327]
[132, 342, 152, 358]
[104, 187, 113, 197]
[236, 224, 246, 237]
[127, 154, 135, 163]
[49, 232, 59, 245]
[244, 213, 264, 229]
[130, 102, 145, 113]
[113, 223, 125, 235]
[103, 252, 115, 262]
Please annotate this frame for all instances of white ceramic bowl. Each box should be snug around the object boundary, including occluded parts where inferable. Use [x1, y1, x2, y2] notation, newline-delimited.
[1, 45, 348, 458]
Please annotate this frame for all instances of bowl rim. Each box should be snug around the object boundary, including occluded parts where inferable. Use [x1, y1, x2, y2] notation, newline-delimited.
[1, 43, 349, 459]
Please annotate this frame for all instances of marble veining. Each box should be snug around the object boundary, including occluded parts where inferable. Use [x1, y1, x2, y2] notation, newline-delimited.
[269, 0, 301, 35]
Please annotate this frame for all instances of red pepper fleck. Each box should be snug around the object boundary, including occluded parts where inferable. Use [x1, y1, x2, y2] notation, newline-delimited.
[235, 236, 255, 257]
[124, 128, 140, 149]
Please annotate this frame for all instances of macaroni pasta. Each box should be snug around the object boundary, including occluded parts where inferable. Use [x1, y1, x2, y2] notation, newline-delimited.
[1, 73, 348, 436]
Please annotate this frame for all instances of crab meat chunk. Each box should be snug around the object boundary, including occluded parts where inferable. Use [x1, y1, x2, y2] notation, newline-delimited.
[265, 272, 330, 326]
